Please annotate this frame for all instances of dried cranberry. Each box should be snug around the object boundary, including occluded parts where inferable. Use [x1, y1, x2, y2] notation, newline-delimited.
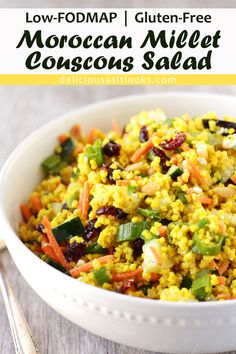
[140, 125, 149, 143]
[160, 218, 171, 226]
[117, 280, 135, 294]
[103, 141, 121, 157]
[152, 147, 169, 174]
[61, 202, 68, 210]
[96, 206, 127, 220]
[37, 224, 44, 233]
[64, 241, 86, 262]
[131, 238, 144, 258]
[102, 163, 116, 184]
[159, 132, 186, 151]
[84, 219, 101, 240]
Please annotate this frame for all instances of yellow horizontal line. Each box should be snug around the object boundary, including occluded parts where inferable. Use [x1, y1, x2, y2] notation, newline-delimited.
[0, 74, 236, 85]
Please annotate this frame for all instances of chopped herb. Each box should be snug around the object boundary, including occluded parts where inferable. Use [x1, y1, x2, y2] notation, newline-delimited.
[164, 118, 174, 127]
[177, 188, 188, 204]
[116, 221, 150, 242]
[85, 139, 104, 167]
[191, 270, 212, 301]
[141, 230, 159, 242]
[127, 185, 137, 194]
[93, 267, 110, 285]
[192, 233, 225, 256]
[137, 208, 159, 220]
[196, 218, 209, 229]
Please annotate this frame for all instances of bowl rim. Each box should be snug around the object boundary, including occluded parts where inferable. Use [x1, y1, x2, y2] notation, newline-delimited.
[1, 90, 236, 309]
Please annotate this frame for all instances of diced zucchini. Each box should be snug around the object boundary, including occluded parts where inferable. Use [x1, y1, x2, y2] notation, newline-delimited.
[50, 161, 68, 174]
[46, 258, 68, 274]
[42, 154, 61, 172]
[85, 242, 107, 254]
[52, 217, 85, 243]
[181, 276, 192, 289]
[167, 165, 184, 180]
[116, 221, 149, 242]
[203, 119, 236, 132]
[139, 284, 151, 295]
[60, 138, 75, 160]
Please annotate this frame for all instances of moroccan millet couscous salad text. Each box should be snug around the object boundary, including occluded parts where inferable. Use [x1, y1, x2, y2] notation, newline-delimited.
[19, 109, 236, 302]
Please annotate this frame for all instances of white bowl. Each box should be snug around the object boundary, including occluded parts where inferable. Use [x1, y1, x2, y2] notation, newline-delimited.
[1, 92, 236, 354]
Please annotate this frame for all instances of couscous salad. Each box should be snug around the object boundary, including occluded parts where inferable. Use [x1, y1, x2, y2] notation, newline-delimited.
[19, 109, 236, 301]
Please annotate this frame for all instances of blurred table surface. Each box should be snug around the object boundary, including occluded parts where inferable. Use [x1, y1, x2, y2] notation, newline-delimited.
[1, 1, 236, 354]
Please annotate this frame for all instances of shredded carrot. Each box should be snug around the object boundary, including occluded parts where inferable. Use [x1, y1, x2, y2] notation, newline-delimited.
[170, 154, 178, 164]
[112, 119, 121, 135]
[70, 255, 115, 278]
[150, 273, 160, 282]
[58, 134, 69, 144]
[159, 225, 167, 238]
[74, 143, 84, 155]
[77, 185, 83, 214]
[216, 294, 236, 300]
[150, 246, 162, 265]
[78, 182, 90, 220]
[230, 175, 236, 184]
[30, 195, 42, 213]
[218, 261, 229, 276]
[41, 235, 59, 263]
[88, 127, 96, 144]
[217, 276, 226, 286]
[112, 268, 143, 282]
[219, 222, 227, 236]
[181, 143, 190, 151]
[20, 204, 32, 222]
[211, 259, 219, 270]
[185, 160, 206, 186]
[199, 197, 213, 205]
[42, 216, 71, 270]
[130, 139, 154, 163]
[116, 180, 129, 186]
[70, 124, 81, 140]
[32, 245, 43, 255]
